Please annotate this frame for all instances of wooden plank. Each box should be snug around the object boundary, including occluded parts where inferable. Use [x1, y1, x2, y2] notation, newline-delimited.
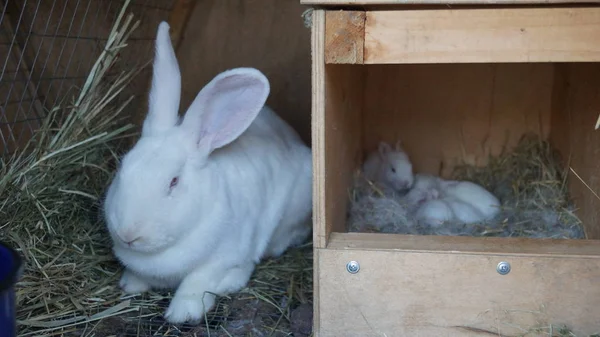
[312, 9, 327, 250]
[328, 232, 600, 257]
[302, 0, 600, 4]
[561, 64, 600, 239]
[175, 0, 312, 145]
[325, 11, 365, 64]
[168, 0, 197, 50]
[315, 12, 365, 250]
[360, 8, 600, 64]
[316, 241, 600, 337]
[323, 65, 365, 241]
[362, 63, 554, 177]
[314, 13, 366, 240]
[311, 10, 326, 335]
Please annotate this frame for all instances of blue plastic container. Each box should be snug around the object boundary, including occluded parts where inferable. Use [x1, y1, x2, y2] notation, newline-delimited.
[0, 241, 22, 337]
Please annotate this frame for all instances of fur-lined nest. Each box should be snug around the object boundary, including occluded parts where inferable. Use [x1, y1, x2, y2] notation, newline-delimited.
[0, 2, 312, 336]
[348, 134, 585, 240]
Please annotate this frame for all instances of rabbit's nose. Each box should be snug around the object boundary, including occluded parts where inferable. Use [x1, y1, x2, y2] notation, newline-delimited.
[397, 181, 409, 190]
[125, 237, 141, 246]
[117, 230, 142, 246]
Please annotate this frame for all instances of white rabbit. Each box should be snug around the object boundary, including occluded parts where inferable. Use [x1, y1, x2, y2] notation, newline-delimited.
[402, 173, 443, 209]
[362, 140, 414, 193]
[102, 21, 312, 324]
[415, 196, 488, 227]
[413, 199, 453, 227]
[415, 179, 501, 226]
[438, 179, 501, 221]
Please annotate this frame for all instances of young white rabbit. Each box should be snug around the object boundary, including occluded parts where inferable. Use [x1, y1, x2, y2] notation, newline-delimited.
[362, 141, 414, 193]
[414, 179, 501, 226]
[402, 173, 443, 208]
[374, 144, 501, 226]
[102, 22, 313, 324]
[438, 179, 501, 221]
[415, 196, 489, 227]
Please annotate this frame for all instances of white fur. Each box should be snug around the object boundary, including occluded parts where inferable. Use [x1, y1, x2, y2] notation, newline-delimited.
[413, 199, 453, 227]
[362, 141, 414, 193]
[103, 21, 312, 324]
[438, 179, 501, 221]
[413, 178, 501, 226]
[402, 173, 442, 209]
[372, 141, 502, 226]
[414, 196, 487, 227]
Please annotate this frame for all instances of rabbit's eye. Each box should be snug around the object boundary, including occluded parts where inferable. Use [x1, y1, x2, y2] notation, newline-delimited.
[169, 176, 179, 189]
[391, 167, 396, 173]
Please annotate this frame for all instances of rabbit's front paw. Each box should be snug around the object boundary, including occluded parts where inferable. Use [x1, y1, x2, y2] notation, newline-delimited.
[164, 291, 216, 324]
[119, 269, 151, 294]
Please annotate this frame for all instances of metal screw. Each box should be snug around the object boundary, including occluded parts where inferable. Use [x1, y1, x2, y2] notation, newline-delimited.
[346, 261, 360, 274]
[496, 261, 511, 275]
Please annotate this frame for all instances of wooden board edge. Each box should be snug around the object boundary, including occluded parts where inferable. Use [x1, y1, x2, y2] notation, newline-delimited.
[301, 0, 600, 4]
[313, 248, 322, 336]
[324, 11, 366, 64]
[362, 7, 600, 64]
[312, 9, 327, 250]
[326, 232, 600, 257]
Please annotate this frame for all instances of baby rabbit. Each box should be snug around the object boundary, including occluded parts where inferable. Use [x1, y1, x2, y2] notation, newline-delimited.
[362, 141, 414, 193]
[439, 179, 501, 221]
[370, 142, 501, 227]
[402, 173, 443, 208]
[415, 179, 501, 227]
[102, 22, 313, 324]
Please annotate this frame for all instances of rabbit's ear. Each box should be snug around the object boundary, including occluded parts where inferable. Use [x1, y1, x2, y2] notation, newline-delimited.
[142, 21, 181, 138]
[394, 140, 403, 151]
[377, 142, 392, 161]
[378, 141, 392, 154]
[180, 67, 270, 153]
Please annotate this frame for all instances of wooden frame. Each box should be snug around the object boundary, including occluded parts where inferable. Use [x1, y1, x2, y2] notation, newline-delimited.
[324, 8, 600, 64]
[311, 5, 600, 337]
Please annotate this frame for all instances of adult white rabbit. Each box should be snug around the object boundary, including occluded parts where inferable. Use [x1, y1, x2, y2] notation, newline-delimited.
[102, 22, 312, 324]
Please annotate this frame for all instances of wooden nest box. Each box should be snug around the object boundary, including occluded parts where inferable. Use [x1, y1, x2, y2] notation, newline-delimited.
[305, 1, 600, 336]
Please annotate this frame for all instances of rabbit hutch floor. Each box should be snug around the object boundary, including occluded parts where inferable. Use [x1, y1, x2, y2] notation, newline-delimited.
[62, 244, 313, 337]
[348, 133, 587, 239]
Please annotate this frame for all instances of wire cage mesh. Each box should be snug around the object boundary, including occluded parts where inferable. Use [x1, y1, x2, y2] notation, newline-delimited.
[0, 0, 173, 155]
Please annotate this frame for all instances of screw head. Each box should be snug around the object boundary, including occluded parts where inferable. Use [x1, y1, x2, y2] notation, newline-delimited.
[496, 261, 511, 275]
[346, 261, 360, 274]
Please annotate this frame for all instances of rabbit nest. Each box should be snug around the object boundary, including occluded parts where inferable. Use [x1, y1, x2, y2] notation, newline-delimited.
[348, 133, 586, 239]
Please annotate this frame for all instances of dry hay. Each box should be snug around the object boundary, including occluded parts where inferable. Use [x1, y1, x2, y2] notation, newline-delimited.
[0, 1, 313, 336]
[348, 133, 585, 239]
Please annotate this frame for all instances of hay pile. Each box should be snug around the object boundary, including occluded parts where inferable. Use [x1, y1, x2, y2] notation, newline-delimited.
[0, 1, 313, 336]
[348, 134, 586, 239]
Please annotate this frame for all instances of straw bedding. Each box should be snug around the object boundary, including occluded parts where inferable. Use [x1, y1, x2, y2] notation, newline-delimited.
[346, 137, 596, 336]
[0, 1, 312, 336]
[348, 134, 586, 239]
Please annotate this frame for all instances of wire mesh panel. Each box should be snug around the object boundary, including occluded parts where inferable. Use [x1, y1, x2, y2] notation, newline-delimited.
[0, 0, 174, 155]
